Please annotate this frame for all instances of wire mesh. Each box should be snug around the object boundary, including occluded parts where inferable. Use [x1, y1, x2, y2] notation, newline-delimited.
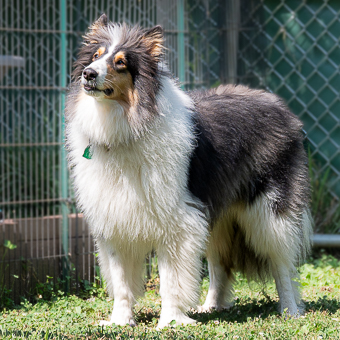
[238, 0, 340, 198]
[1, 0, 340, 302]
[0, 0, 223, 301]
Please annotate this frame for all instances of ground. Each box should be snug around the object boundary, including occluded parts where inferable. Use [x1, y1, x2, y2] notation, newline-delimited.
[0, 254, 340, 339]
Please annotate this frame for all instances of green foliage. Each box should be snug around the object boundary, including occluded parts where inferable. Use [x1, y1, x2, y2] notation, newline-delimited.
[0, 255, 339, 339]
[78, 276, 107, 299]
[2, 240, 17, 250]
[0, 250, 106, 310]
[309, 151, 340, 233]
[0, 240, 18, 309]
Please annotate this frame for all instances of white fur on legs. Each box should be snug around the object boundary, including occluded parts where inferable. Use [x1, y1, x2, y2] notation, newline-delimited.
[199, 249, 234, 312]
[290, 271, 305, 314]
[234, 194, 312, 318]
[156, 235, 204, 329]
[271, 261, 301, 317]
[97, 239, 148, 327]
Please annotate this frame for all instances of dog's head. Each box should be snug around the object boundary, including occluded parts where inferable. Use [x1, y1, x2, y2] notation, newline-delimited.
[72, 14, 164, 110]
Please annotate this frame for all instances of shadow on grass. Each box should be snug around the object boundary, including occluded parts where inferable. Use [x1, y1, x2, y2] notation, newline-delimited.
[134, 298, 279, 325]
[189, 296, 340, 324]
[135, 307, 160, 325]
[305, 296, 340, 314]
[191, 298, 279, 324]
[118, 295, 340, 326]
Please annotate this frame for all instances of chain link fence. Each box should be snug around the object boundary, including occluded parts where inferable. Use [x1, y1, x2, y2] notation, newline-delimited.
[1, 0, 339, 301]
[238, 0, 340, 198]
[0, 0, 225, 301]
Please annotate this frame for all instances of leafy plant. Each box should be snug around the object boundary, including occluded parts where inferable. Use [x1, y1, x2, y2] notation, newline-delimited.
[78, 276, 107, 299]
[0, 240, 18, 309]
[309, 151, 340, 233]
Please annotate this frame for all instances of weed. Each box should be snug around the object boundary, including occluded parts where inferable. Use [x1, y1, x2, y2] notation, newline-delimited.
[0, 240, 18, 309]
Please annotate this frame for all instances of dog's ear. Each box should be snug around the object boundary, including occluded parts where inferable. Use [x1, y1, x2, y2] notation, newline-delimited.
[90, 13, 108, 30]
[83, 14, 108, 45]
[142, 25, 164, 61]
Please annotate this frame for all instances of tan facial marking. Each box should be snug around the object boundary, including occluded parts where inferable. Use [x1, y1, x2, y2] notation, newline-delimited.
[92, 46, 106, 61]
[113, 51, 127, 68]
[104, 58, 137, 110]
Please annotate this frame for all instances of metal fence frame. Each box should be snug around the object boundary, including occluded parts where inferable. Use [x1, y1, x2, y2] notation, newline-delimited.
[0, 0, 226, 301]
[1, 0, 340, 301]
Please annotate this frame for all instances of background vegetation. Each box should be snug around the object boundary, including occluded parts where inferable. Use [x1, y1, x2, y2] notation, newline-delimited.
[309, 152, 340, 234]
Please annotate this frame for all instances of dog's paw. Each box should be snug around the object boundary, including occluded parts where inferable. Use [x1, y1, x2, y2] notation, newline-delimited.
[157, 310, 196, 329]
[297, 302, 305, 316]
[279, 300, 303, 319]
[99, 309, 136, 327]
[99, 318, 136, 327]
[280, 307, 301, 319]
[99, 320, 113, 327]
[198, 301, 234, 313]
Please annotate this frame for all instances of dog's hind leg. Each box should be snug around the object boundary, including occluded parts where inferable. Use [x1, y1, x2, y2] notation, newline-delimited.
[270, 260, 300, 316]
[269, 211, 312, 316]
[199, 226, 234, 312]
[236, 195, 312, 317]
[199, 253, 234, 312]
[96, 239, 148, 327]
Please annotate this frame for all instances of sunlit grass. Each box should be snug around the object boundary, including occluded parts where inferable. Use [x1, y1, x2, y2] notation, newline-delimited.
[1, 255, 339, 339]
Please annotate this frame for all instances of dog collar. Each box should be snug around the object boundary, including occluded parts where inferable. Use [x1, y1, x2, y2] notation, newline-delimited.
[83, 144, 92, 159]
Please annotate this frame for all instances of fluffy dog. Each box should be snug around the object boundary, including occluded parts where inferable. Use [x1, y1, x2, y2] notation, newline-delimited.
[66, 14, 312, 328]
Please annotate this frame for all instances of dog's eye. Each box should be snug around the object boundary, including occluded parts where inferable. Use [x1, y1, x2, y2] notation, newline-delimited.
[92, 53, 99, 61]
[116, 59, 125, 66]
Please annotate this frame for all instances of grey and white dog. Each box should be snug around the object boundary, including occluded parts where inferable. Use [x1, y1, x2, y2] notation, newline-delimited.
[66, 14, 312, 328]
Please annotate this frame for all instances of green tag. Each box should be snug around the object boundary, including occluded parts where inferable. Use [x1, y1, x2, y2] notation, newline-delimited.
[83, 145, 92, 159]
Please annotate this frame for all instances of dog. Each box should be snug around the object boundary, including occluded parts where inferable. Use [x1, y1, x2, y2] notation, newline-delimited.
[65, 14, 312, 328]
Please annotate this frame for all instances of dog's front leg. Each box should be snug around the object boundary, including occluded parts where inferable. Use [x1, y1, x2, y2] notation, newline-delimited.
[97, 239, 145, 327]
[156, 235, 203, 329]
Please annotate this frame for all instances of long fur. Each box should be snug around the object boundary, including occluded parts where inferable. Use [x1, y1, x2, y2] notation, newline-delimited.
[66, 15, 312, 328]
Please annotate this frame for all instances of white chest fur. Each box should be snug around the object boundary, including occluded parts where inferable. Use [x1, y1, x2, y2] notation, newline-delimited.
[66, 78, 207, 243]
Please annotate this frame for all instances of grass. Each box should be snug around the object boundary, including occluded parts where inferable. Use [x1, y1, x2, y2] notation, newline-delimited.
[0, 254, 339, 339]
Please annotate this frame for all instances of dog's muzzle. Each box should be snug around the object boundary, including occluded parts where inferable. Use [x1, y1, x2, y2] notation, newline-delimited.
[83, 68, 98, 81]
[82, 68, 114, 96]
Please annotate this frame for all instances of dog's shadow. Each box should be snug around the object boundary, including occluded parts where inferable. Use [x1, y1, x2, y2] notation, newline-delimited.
[136, 296, 340, 324]
[135, 296, 340, 325]
[191, 299, 278, 324]
[188, 296, 340, 324]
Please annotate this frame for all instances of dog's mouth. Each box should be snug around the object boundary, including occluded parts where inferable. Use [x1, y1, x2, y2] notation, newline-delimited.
[83, 84, 114, 96]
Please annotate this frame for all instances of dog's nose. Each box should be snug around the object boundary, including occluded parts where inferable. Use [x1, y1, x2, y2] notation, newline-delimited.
[83, 68, 98, 81]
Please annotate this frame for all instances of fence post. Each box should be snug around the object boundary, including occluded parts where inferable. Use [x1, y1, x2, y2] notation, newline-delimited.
[60, 0, 69, 292]
[177, 0, 185, 88]
[225, 0, 240, 84]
